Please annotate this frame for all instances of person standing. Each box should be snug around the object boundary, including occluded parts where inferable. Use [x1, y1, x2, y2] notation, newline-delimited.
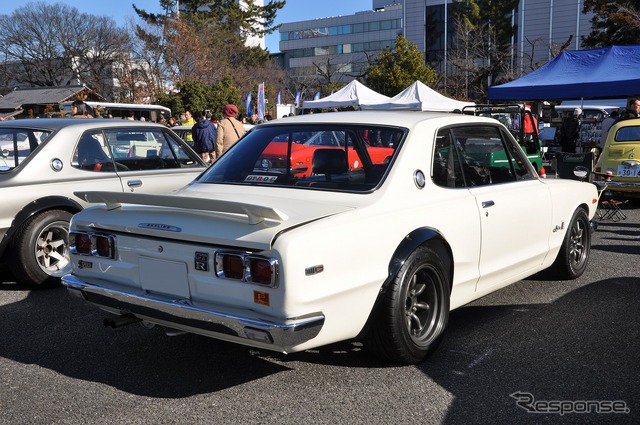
[617, 97, 640, 121]
[558, 108, 581, 153]
[181, 110, 196, 146]
[215, 104, 246, 157]
[191, 110, 217, 164]
[599, 110, 619, 148]
[71, 100, 94, 118]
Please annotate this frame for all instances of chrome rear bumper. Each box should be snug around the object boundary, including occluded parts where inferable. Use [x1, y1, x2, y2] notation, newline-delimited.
[62, 274, 324, 353]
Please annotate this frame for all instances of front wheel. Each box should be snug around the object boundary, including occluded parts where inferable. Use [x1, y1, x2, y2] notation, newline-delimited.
[551, 208, 591, 279]
[9, 209, 73, 287]
[366, 244, 451, 364]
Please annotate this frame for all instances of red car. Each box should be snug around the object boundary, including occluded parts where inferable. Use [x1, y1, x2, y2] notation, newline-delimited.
[258, 129, 395, 177]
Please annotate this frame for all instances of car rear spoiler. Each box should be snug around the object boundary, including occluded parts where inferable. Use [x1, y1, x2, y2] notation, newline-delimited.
[75, 191, 288, 225]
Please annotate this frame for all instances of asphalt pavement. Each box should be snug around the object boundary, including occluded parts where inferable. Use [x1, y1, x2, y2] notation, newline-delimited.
[1, 204, 639, 424]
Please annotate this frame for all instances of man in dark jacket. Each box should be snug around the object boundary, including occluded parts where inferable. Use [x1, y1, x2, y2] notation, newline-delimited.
[191, 110, 217, 163]
[617, 97, 640, 122]
[558, 108, 581, 153]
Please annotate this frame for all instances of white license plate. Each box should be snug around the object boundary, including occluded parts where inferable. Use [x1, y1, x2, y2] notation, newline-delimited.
[616, 165, 640, 178]
[139, 257, 190, 298]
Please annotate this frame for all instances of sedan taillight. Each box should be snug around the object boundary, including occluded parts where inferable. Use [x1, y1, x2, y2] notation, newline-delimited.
[70, 232, 116, 259]
[215, 251, 278, 287]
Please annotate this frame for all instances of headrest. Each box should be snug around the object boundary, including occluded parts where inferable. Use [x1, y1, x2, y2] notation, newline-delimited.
[312, 149, 348, 175]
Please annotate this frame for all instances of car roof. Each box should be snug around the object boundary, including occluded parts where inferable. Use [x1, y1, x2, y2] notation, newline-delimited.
[0, 118, 167, 131]
[259, 110, 497, 128]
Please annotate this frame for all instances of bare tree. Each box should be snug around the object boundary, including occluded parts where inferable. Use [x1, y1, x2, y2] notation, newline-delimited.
[0, 2, 130, 98]
[446, 15, 491, 100]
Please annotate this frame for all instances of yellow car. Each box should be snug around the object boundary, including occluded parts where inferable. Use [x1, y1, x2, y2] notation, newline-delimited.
[594, 118, 640, 197]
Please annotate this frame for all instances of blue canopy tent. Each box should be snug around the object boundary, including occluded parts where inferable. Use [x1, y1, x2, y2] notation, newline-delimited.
[488, 45, 640, 101]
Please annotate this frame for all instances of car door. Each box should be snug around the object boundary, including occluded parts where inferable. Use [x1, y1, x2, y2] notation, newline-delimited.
[71, 131, 128, 193]
[450, 125, 552, 292]
[104, 128, 204, 193]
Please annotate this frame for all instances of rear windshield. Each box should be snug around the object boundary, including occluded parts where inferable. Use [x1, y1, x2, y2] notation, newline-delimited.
[0, 128, 53, 170]
[615, 126, 640, 142]
[198, 124, 405, 192]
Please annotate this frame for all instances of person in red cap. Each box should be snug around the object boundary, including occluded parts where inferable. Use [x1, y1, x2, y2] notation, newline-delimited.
[215, 104, 246, 158]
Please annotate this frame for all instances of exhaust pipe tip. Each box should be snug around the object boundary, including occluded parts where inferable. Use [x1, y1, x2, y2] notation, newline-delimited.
[104, 313, 142, 328]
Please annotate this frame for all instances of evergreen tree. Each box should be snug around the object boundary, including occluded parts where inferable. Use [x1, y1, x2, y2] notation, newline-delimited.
[366, 35, 437, 97]
[582, 0, 640, 47]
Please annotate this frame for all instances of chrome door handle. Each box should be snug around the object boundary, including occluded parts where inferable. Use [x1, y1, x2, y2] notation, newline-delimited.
[482, 200, 495, 208]
[127, 180, 143, 188]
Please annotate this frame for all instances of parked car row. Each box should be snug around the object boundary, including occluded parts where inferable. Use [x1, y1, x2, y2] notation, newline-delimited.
[59, 110, 599, 364]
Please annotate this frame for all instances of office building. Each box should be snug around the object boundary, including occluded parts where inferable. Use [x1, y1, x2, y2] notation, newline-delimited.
[277, 0, 594, 85]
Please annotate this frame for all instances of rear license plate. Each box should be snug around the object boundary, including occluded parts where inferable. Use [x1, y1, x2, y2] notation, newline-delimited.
[616, 165, 640, 177]
[139, 257, 190, 298]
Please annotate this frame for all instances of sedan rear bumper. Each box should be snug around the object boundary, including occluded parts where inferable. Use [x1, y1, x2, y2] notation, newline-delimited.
[62, 274, 325, 353]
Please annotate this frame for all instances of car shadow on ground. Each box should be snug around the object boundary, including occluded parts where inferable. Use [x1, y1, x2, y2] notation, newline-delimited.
[0, 285, 293, 397]
[1, 275, 638, 423]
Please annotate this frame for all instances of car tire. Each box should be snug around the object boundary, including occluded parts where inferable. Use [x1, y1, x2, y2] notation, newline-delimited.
[366, 244, 451, 364]
[9, 209, 72, 287]
[551, 208, 591, 279]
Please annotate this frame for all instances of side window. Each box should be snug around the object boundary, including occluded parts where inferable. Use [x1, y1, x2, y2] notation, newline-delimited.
[161, 130, 202, 167]
[432, 129, 465, 188]
[72, 131, 114, 172]
[503, 128, 537, 181]
[102, 129, 194, 171]
[0, 129, 51, 170]
[454, 126, 507, 186]
[433, 125, 535, 188]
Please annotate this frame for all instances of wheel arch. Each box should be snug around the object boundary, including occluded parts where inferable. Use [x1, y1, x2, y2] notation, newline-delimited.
[357, 227, 454, 339]
[0, 196, 83, 259]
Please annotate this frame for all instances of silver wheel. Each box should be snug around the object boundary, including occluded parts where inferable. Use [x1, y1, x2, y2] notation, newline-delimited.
[10, 209, 73, 286]
[34, 219, 70, 277]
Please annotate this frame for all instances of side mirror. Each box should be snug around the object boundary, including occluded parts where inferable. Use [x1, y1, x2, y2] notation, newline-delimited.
[573, 165, 589, 180]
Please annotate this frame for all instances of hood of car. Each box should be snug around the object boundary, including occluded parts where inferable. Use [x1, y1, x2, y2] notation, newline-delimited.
[73, 189, 356, 250]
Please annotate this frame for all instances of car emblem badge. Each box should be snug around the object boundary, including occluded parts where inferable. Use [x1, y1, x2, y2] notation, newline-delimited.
[305, 265, 324, 276]
[78, 260, 93, 269]
[138, 223, 182, 232]
[195, 252, 209, 272]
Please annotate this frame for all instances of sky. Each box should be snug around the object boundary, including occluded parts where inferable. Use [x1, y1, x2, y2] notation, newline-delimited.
[3, 0, 373, 52]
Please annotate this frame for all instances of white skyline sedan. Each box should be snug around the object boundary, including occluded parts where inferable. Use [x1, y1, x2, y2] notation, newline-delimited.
[62, 110, 598, 364]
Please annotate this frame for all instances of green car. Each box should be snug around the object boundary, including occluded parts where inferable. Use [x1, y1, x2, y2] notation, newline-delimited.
[462, 104, 544, 173]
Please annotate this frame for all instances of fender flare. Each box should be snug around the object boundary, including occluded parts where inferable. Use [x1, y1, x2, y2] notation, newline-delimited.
[0, 196, 83, 259]
[357, 227, 453, 339]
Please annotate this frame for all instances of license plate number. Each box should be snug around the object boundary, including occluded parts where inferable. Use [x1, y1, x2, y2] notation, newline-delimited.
[616, 165, 640, 177]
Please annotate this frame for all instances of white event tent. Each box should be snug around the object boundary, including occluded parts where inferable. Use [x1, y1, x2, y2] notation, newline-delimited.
[302, 80, 390, 109]
[361, 80, 474, 112]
